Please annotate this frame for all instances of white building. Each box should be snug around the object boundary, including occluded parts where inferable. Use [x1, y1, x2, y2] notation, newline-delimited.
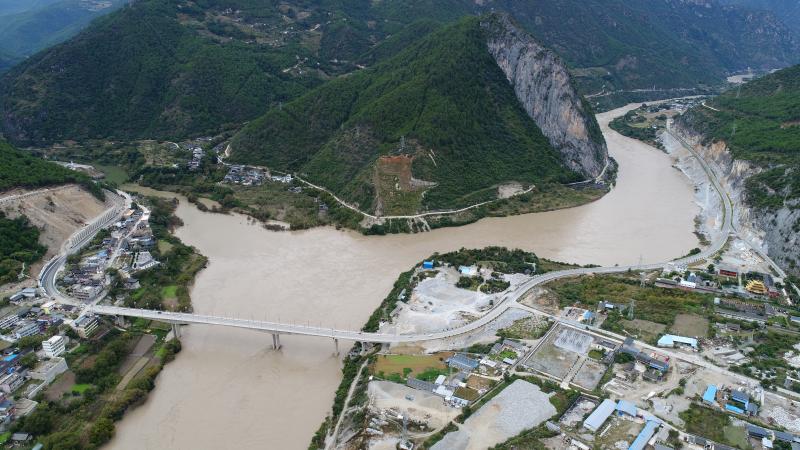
[29, 358, 68, 384]
[42, 335, 66, 358]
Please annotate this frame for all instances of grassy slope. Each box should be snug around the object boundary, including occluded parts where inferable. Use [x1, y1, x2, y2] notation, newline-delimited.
[679, 64, 800, 210]
[231, 17, 577, 210]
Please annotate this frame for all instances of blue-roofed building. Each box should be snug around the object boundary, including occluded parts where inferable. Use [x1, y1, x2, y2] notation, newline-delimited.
[583, 399, 616, 432]
[725, 403, 745, 414]
[446, 354, 479, 372]
[422, 261, 434, 269]
[616, 400, 637, 417]
[629, 420, 660, 450]
[657, 334, 698, 349]
[730, 390, 750, 409]
[703, 385, 718, 404]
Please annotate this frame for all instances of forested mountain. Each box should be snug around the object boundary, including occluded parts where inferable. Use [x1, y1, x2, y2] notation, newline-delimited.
[0, 0, 797, 146]
[493, 0, 799, 95]
[230, 16, 600, 213]
[676, 64, 800, 273]
[0, 139, 100, 196]
[720, 0, 800, 33]
[0, 0, 127, 72]
[678, 65, 800, 211]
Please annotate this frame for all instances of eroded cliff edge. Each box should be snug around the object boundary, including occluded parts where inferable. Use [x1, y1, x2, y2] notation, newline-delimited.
[483, 14, 609, 180]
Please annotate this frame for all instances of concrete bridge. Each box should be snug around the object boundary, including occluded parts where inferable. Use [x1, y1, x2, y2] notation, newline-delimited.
[50, 121, 796, 359]
[87, 239, 725, 355]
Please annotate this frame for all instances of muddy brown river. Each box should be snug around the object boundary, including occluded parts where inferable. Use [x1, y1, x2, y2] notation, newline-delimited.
[110, 104, 699, 449]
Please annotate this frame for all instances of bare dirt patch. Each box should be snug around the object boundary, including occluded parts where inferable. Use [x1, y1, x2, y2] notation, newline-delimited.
[368, 381, 459, 430]
[573, 358, 607, 391]
[525, 330, 580, 379]
[497, 182, 525, 199]
[0, 184, 107, 289]
[44, 370, 76, 401]
[374, 154, 432, 215]
[518, 286, 560, 314]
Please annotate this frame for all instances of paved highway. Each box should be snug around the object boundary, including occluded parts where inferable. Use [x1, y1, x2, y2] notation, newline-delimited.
[45, 119, 789, 363]
[80, 124, 737, 343]
[38, 190, 129, 302]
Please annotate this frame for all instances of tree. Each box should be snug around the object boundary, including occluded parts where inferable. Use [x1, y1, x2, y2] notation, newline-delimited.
[44, 431, 82, 450]
[16, 335, 45, 351]
[19, 352, 37, 369]
[18, 404, 55, 435]
[707, 263, 715, 274]
[90, 417, 115, 446]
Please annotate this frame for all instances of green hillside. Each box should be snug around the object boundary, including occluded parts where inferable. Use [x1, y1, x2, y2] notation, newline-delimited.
[0, 211, 46, 286]
[0, 139, 101, 196]
[496, 0, 799, 96]
[0, 0, 321, 144]
[678, 65, 800, 210]
[231, 17, 579, 212]
[0, 0, 797, 145]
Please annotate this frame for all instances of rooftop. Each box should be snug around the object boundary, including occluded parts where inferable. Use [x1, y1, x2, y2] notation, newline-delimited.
[583, 399, 616, 431]
[616, 399, 637, 416]
[657, 334, 698, 349]
[703, 385, 718, 403]
[629, 420, 660, 450]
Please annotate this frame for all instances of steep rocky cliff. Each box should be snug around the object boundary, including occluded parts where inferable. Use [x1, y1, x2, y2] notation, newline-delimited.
[231, 16, 608, 214]
[482, 14, 608, 179]
[672, 122, 800, 276]
[672, 65, 800, 276]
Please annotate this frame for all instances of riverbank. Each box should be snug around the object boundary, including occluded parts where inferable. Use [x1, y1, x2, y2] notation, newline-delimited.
[108, 103, 701, 449]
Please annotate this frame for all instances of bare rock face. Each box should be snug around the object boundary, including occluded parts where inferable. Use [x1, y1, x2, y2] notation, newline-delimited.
[673, 121, 800, 277]
[482, 14, 608, 179]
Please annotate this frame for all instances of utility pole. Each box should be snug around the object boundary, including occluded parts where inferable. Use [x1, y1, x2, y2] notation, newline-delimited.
[628, 298, 635, 320]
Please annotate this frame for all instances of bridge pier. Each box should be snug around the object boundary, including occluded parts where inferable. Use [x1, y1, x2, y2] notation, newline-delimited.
[333, 338, 339, 357]
[171, 323, 181, 339]
[271, 333, 282, 350]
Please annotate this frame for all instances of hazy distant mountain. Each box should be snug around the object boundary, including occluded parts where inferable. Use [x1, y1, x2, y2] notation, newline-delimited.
[0, 0, 126, 71]
[0, 0, 797, 145]
[720, 0, 800, 32]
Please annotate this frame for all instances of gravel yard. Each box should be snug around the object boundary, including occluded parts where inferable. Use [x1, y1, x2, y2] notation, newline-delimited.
[368, 381, 459, 430]
[573, 358, 607, 390]
[432, 380, 556, 450]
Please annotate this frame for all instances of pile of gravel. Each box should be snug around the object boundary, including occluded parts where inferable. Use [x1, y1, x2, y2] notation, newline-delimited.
[432, 380, 557, 450]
